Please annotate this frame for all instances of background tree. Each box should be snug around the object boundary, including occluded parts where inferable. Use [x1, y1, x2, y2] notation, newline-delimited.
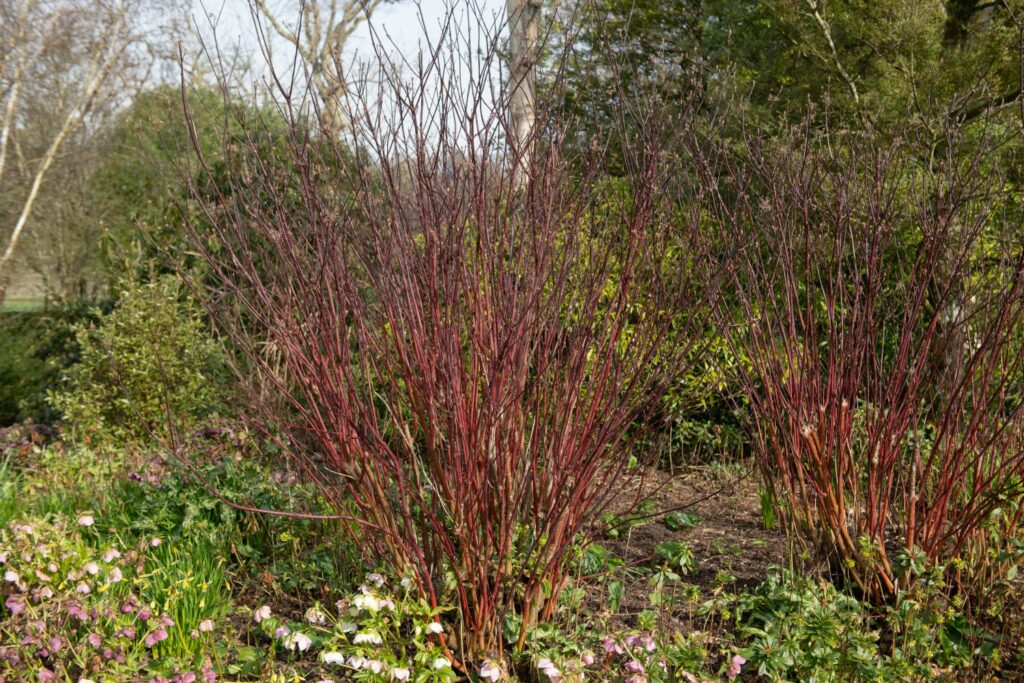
[0, 0, 188, 305]
[253, 0, 390, 133]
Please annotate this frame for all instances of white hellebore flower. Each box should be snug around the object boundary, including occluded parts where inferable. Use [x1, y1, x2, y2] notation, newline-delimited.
[366, 572, 385, 587]
[283, 631, 312, 652]
[352, 592, 381, 612]
[77, 515, 94, 527]
[392, 667, 411, 681]
[366, 660, 385, 674]
[352, 630, 383, 645]
[426, 621, 444, 635]
[480, 659, 503, 682]
[339, 620, 358, 633]
[321, 651, 346, 665]
[433, 657, 452, 670]
[305, 606, 328, 625]
[102, 548, 121, 563]
[538, 658, 562, 682]
[3, 570, 18, 583]
[253, 605, 272, 623]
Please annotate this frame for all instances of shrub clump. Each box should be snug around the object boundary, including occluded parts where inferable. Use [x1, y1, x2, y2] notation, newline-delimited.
[51, 276, 225, 446]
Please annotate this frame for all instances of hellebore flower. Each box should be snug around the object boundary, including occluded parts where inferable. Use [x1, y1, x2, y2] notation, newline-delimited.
[479, 659, 502, 682]
[144, 628, 169, 647]
[352, 630, 383, 645]
[282, 631, 312, 652]
[727, 654, 746, 680]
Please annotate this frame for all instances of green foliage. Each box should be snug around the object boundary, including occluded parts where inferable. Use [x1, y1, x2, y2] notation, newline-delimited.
[93, 86, 237, 281]
[730, 571, 888, 681]
[663, 331, 750, 460]
[0, 313, 51, 424]
[654, 540, 698, 576]
[109, 449, 356, 595]
[662, 510, 701, 532]
[142, 538, 232, 664]
[51, 276, 226, 446]
[0, 301, 106, 426]
[725, 570, 978, 682]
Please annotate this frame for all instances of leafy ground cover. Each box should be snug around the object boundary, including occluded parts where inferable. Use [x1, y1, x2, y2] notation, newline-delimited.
[2, 421, 1020, 682]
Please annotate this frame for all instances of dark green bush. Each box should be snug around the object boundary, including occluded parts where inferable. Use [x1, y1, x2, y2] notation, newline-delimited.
[0, 301, 108, 426]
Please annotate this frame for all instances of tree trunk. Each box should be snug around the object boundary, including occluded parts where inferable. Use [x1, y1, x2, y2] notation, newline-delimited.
[506, 0, 541, 184]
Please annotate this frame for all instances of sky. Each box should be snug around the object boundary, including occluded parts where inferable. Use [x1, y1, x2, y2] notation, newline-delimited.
[202, 0, 507, 71]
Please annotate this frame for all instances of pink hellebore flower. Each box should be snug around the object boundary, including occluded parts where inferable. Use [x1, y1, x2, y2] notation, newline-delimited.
[537, 658, 562, 682]
[479, 659, 502, 682]
[253, 605, 272, 623]
[198, 619, 214, 633]
[144, 627, 169, 647]
[727, 654, 747, 680]
[5, 596, 25, 615]
[77, 515, 95, 527]
[581, 651, 596, 667]
[87, 633, 102, 647]
[602, 635, 623, 655]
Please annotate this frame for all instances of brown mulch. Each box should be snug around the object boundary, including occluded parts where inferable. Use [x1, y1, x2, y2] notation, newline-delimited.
[581, 463, 789, 634]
